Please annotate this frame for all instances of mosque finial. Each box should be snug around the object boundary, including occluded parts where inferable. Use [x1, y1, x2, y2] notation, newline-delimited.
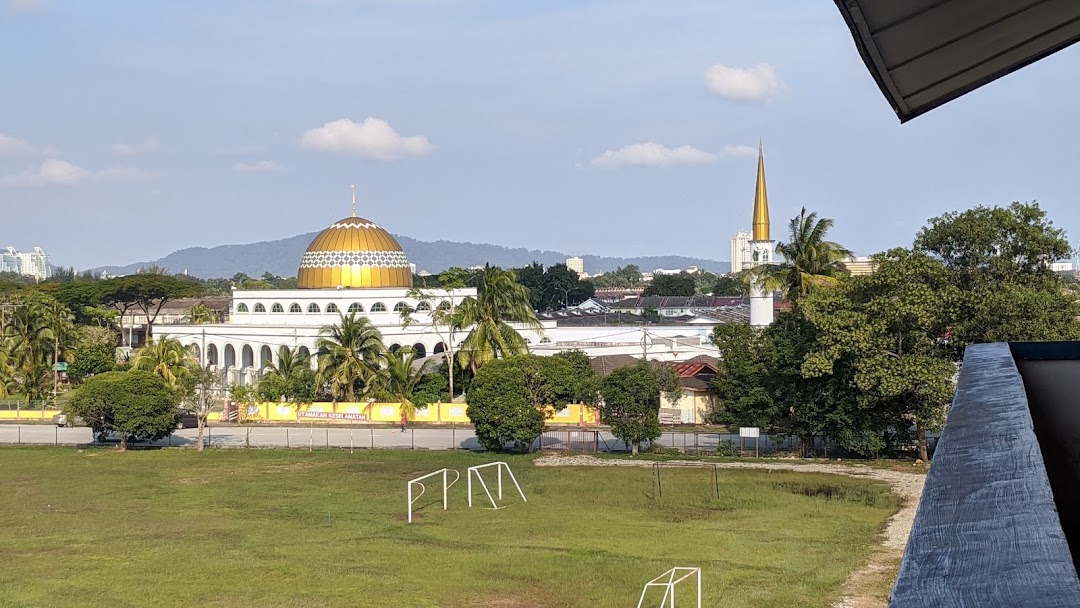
[351, 184, 357, 217]
[752, 140, 770, 242]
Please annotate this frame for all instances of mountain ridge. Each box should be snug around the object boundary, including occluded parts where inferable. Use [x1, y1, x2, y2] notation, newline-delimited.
[92, 232, 730, 278]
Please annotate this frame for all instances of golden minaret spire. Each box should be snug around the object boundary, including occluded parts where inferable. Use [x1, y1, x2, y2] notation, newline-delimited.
[752, 139, 770, 241]
[351, 184, 357, 217]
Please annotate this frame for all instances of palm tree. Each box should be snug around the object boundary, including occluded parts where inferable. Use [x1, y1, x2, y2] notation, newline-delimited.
[39, 297, 77, 398]
[369, 348, 434, 417]
[4, 299, 57, 404]
[259, 346, 312, 402]
[185, 303, 219, 324]
[0, 347, 15, 399]
[749, 207, 853, 302]
[132, 337, 194, 387]
[316, 312, 385, 401]
[456, 266, 544, 372]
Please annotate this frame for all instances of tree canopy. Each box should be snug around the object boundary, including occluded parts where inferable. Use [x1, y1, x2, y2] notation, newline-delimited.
[65, 370, 180, 449]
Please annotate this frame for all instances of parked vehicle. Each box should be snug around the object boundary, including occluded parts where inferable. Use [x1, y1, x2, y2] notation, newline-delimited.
[53, 413, 68, 428]
[177, 409, 198, 429]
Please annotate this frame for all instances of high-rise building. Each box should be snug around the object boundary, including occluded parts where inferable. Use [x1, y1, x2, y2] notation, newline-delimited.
[566, 256, 585, 276]
[1, 246, 50, 281]
[730, 230, 752, 273]
[748, 142, 774, 328]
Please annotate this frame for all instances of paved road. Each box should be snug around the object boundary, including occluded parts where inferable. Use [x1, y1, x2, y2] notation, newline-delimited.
[0, 424, 809, 453]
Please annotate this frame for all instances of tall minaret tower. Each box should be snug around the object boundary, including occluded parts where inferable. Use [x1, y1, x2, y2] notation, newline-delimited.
[749, 141, 774, 328]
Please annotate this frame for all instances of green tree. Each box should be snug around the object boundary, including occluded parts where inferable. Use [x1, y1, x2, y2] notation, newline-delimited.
[600, 363, 663, 455]
[466, 357, 546, 452]
[176, 366, 222, 451]
[711, 275, 747, 297]
[67, 342, 116, 383]
[707, 323, 775, 427]
[369, 348, 434, 418]
[97, 274, 201, 343]
[643, 273, 696, 297]
[749, 207, 853, 302]
[456, 266, 544, 372]
[131, 337, 194, 388]
[65, 371, 180, 449]
[914, 201, 1080, 351]
[316, 312, 385, 401]
[257, 346, 316, 403]
[399, 268, 468, 400]
[184, 303, 220, 324]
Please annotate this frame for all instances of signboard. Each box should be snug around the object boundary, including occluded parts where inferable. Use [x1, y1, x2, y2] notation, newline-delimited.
[297, 411, 367, 421]
[52, 362, 68, 372]
[739, 427, 760, 438]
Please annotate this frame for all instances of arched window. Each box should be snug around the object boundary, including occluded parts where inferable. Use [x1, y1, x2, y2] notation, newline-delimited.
[413, 343, 427, 358]
[433, 342, 446, 354]
[348, 303, 363, 314]
[326, 303, 339, 313]
[415, 301, 432, 312]
[393, 302, 408, 313]
[389, 343, 401, 353]
[237, 303, 250, 313]
[371, 302, 387, 313]
[289, 303, 302, 313]
[253, 303, 266, 313]
[437, 301, 452, 312]
[525, 338, 533, 345]
[307, 303, 321, 313]
[540, 337, 552, 344]
[271, 303, 284, 313]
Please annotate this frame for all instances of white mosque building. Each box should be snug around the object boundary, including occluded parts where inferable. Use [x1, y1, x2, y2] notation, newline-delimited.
[154, 152, 776, 387]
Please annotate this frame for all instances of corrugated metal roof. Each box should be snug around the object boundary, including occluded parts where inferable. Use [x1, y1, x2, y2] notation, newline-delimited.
[835, 0, 1080, 122]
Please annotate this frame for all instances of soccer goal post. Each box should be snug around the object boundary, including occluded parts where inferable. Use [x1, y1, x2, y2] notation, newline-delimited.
[636, 567, 701, 608]
[407, 468, 460, 523]
[467, 461, 527, 509]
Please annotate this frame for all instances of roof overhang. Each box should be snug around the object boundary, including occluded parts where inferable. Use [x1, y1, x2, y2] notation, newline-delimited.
[835, 0, 1080, 122]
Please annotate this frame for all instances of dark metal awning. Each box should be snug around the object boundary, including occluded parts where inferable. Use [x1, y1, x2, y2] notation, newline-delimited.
[835, 0, 1080, 122]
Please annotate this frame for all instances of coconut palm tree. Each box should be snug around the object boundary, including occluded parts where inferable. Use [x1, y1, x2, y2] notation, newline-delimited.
[316, 312, 385, 401]
[184, 303, 220, 324]
[368, 348, 434, 418]
[456, 265, 544, 372]
[258, 345, 314, 403]
[749, 207, 853, 303]
[263, 345, 310, 381]
[4, 299, 58, 404]
[132, 337, 194, 387]
[0, 347, 15, 399]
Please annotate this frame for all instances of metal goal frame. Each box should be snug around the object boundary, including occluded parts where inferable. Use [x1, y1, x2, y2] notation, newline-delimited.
[636, 567, 701, 608]
[467, 461, 527, 509]
[407, 468, 460, 523]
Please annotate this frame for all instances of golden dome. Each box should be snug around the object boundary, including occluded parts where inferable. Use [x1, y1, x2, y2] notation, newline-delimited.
[297, 215, 414, 289]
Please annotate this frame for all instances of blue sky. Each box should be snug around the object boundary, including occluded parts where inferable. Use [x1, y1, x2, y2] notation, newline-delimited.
[3, 0, 1079, 270]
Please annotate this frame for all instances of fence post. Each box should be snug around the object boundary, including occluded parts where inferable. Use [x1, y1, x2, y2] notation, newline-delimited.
[18, 425, 20, 445]
[370, 427, 374, 449]
[207, 426, 211, 449]
[326, 428, 329, 449]
[246, 427, 250, 448]
[451, 424, 455, 450]
[411, 428, 414, 450]
[286, 428, 290, 448]
[55, 425, 58, 445]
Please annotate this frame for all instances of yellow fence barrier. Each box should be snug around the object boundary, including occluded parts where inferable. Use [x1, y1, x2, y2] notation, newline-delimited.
[215, 402, 600, 426]
[0, 409, 62, 421]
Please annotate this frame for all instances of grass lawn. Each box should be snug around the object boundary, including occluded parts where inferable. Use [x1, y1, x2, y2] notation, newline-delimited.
[0, 448, 897, 608]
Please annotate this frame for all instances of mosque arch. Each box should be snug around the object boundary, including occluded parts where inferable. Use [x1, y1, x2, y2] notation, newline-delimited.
[371, 302, 387, 313]
[224, 345, 237, 368]
[433, 342, 446, 354]
[271, 303, 285, 314]
[412, 343, 427, 358]
[307, 303, 321, 313]
[389, 343, 401, 354]
[297, 346, 311, 360]
[242, 345, 255, 368]
[189, 344, 201, 365]
[437, 301, 451, 312]
[260, 345, 273, 370]
[415, 301, 432, 312]
[393, 302, 408, 314]
[207, 344, 219, 366]
[237, 303, 249, 313]
[326, 303, 339, 313]
[253, 303, 266, 313]
[540, 337, 552, 344]
[289, 303, 302, 313]
[348, 302, 364, 314]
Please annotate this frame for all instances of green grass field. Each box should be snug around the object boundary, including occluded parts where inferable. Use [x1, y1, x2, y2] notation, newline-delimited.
[0, 448, 897, 608]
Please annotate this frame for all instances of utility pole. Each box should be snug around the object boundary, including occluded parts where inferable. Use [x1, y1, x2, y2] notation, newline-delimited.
[641, 325, 650, 360]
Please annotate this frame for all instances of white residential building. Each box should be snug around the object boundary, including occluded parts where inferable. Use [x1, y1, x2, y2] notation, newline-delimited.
[1, 246, 50, 281]
[566, 256, 585, 276]
[730, 230, 752, 273]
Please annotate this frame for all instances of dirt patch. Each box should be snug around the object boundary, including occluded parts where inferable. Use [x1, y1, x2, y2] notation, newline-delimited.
[533, 455, 926, 608]
[262, 462, 317, 472]
[173, 478, 209, 485]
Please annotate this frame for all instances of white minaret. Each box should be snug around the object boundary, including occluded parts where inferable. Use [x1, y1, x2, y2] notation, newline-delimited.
[749, 141, 774, 328]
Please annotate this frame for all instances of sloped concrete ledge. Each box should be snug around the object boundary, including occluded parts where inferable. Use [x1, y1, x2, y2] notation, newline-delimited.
[890, 342, 1080, 607]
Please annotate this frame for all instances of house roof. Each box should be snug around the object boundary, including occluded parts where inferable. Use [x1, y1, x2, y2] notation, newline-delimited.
[589, 354, 647, 377]
[835, 0, 1080, 122]
[671, 361, 718, 378]
[611, 296, 747, 309]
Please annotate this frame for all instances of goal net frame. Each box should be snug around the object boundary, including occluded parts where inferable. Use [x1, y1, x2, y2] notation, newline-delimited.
[407, 468, 460, 523]
[636, 567, 701, 608]
[467, 461, 527, 509]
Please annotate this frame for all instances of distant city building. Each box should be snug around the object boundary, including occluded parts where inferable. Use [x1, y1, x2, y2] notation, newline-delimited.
[1, 246, 50, 282]
[566, 256, 585, 276]
[842, 256, 878, 276]
[1050, 261, 1074, 273]
[730, 230, 752, 273]
[653, 266, 703, 276]
[409, 263, 417, 275]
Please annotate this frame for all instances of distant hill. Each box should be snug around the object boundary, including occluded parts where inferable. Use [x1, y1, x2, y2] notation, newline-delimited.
[93, 232, 730, 278]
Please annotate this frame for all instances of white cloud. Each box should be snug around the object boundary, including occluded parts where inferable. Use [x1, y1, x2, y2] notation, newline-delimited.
[590, 143, 717, 168]
[704, 63, 781, 102]
[111, 138, 158, 156]
[300, 117, 434, 161]
[232, 160, 282, 173]
[722, 144, 757, 157]
[1, 159, 149, 187]
[0, 133, 33, 156]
